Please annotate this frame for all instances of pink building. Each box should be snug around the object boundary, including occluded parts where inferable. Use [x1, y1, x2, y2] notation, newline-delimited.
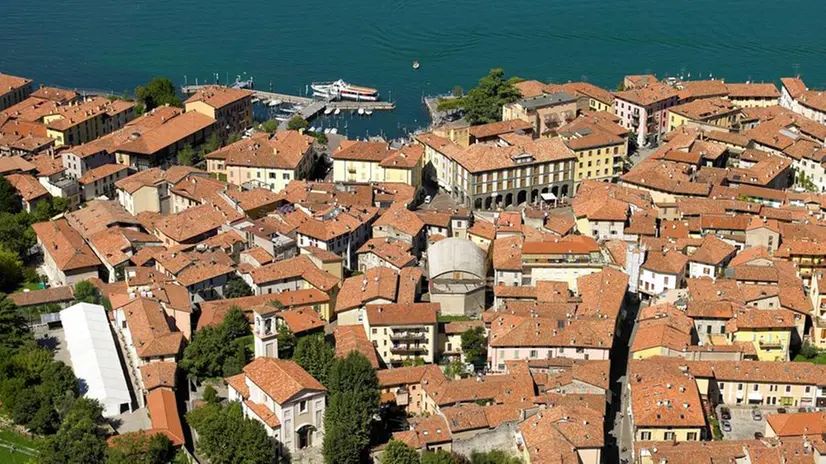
[613, 82, 679, 147]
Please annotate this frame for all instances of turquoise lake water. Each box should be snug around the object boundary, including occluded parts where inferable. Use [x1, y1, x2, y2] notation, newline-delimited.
[2, 0, 826, 138]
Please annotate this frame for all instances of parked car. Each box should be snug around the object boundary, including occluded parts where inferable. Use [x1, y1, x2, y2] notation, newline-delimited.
[424, 195, 432, 204]
[754, 432, 764, 439]
[799, 407, 808, 413]
[721, 420, 732, 432]
[777, 408, 787, 414]
[752, 409, 763, 421]
[720, 407, 732, 420]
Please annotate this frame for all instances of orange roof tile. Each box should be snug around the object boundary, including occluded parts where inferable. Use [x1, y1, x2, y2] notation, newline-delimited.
[242, 357, 326, 404]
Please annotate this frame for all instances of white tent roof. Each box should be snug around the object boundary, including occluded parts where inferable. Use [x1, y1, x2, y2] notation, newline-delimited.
[60, 303, 131, 417]
[541, 192, 557, 201]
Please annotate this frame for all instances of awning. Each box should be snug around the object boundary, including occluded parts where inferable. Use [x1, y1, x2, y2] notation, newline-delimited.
[540, 193, 557, 201]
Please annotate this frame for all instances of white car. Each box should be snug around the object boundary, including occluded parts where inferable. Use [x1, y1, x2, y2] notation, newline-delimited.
[424, 195, 432, 204]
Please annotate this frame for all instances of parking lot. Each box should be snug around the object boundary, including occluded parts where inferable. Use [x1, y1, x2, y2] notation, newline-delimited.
[717, 405, 781, 440]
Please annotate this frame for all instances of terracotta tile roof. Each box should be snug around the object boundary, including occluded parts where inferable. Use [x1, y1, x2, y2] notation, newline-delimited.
[377, 364, 445, 387]
[336, 267, 400, 312]
[732, 265, 778, 283]
[416, 211, 452, 228]
[576, 267, 628, 319]
[392, 415, 451, 449]
[296, 207, 377, 242]
[117, 111, 215, 156]
[64, 199, 142, 238]
[176, 259, 234, 287]
[332, 140, 390, 161]
[0, 155, 36, 174]
[628, 360, 705, 428]
[214, 131, 315, 170]
[423, 369, 536, 407]
[225, 373, 249, 399]
[775, 239, 826, 258]
[615, 82, 678, 106]
[572, 195, 628, 221]
[32, 219, 102, 271]
[634, 440, 756, 464]
[397, 267, 421, 304]
[89, 227, 160, 267]
[678, 80, 729, 100]
[729, 246, 773, 267]
[641, 249, 687, 275]
[603, 240, 627, 268]
[686, 277, 742, 302]
[41, 97, 134, 132]
[686, 300, 738, 320]
[544, 212, 576, 236]
[6, 173, 48, 201]
[356, 238, 415, 269]
[379, 144, 424, 169]
[242, 357, 326, 404]
[725, 307, 796, 332]
[29, 86, 76, 103]
[519, 405, 604, 463]
[450, 137, 575, 174]
[185, 85, 252, 109]
[468, 219, 495, 240]
[670, 97, 738, 122]
[244, 399, 281, 428]
[365, 303, 438, 326]
[492, 235, 523, 271]
[197, 289, 328, 331]
[77, 163, 129, 186]
[155, 203, 237, 243]
[278, 308, 324, 335]
[0, 73, 31, 95]
[489, 314, 613, 349]
[146, 388, 184, 446]
[116, 166, 204, 194]
[139, 362, 177, 391]
[8, 286, 74, 308]
[688, 235, 736, 265]
[373, 204, 424, 237]
[621, 159, 710, 196]
[563, 82, 615, 105]
[333, 325, 380, 368]
[514, 80, 560, 98]
[766, 411, 826, 437]
[249, 255, 339, 291]
[521, 235, 599, 255]
[29, 154, 65, 177]
[468, 119, 533, 139]
[726, 82, 780, 98]
[120, 298, 184, 358]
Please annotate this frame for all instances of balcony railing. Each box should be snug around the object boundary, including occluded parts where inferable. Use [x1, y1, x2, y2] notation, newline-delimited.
[390, 332, 427, 341]
[759, 340, 784, 349]
[390, 345, 428, 355]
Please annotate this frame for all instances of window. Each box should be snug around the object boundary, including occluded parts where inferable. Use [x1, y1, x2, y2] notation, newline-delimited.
[738, 384, 743, 391]
[640, 431, 652, 440]
[299, 400, 308, 413]
[719, 383, 724, 390]
[530, 350, 538, 358]
[372, 328, 377, 335]
[806, 386, 812, 393]
[753, 384, 759, 391]
[283, 173, 291, 180]
[786, 385, 792, 393]
[663, 432, 675, 440]
[686, 432, 697, 441]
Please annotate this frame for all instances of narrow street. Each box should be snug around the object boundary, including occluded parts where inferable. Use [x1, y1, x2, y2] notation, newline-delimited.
[604, 295, 642, 464]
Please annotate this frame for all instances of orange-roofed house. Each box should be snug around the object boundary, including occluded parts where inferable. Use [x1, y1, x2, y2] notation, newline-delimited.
[780, 77, 826, 125]
[0, 73, 33, 111]
[520, 235, 604, 291]
[377, 364, 446, 414]
[501, 90, 578, 137]
[687, 236, 736, 281]
[639, 249, 688, 298]
[32, 219, 103, 286]
[78, 163, 130, 202]
[517, 406, 604, 464]
[725, 307, 795, 361]
[667, 97, 742, 132]
[614, 82, 680, 146]
[331, 140, 424, 187]
[185, 85, 253, 142]
[225, 357, 326, 453]
[372, 204, 426, 253]
[6, 172, 49, 212]
[364, 303, 439, 366]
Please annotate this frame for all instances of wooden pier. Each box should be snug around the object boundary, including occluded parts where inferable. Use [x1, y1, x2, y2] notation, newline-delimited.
[180, 85, 313, 105]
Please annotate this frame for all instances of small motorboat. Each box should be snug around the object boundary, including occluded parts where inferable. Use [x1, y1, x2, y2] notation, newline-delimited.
[358, 108, 365, 115]
[324, 128, 332, 134]
[268, 99, 282, 107]
[334, 108, 341, 115]
[324, 107, 334, 115]
[365, 110, 373, 116]
[309, 126, 317, 132]
[413, 60, 420, 70]
[330, 128, 338, 134]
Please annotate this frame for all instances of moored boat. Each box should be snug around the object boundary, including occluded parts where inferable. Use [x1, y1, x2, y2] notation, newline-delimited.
[311, 79, 379, 101]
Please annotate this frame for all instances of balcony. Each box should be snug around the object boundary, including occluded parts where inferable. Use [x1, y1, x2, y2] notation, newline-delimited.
[390, 345, 428, 355]
[759, 340, 784, 349]
[390, 331, 427, 341]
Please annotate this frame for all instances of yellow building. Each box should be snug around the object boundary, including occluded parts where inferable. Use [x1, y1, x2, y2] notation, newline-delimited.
[563, 82, 616, 113]
[332, 141, 423, 187]
[556, 112, 629, 183]
[502, 92, 578, 136]
[667, 97, 741, 132]
[363, 303, 438, 366]
[44, 97, 135, 146]
[207, 130, 316, 192]
[185, 86, 253, 141]
[725, 83, 780, 108]
[725, 308, 795, 361]
[432, 119, 471, 147]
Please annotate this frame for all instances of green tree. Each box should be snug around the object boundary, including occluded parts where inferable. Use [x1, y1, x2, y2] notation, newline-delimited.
[277, 324, 296, 359]
[444, 358, 466, 379]
[0, 176, 22, 214]
[203, 384, 219, 404]
[260, 119, 279, 133]
[135, 77, 182, 112]
[74, 280, 102, 304]
[287, 115, 309, 131]
[469, 450, 523, 464]
[177, 144, 197, 167]
[224, 277, 253, 299]
[41, 398, 107, 464]
[106, 432, 176, 464]
[222, 306, 251, 339]
[402, 357, 425, 367]
[0, 296, 31, 351]
[384, 439, 421, 464]
[186, 402, 275, 464]
[462, 68, 522, 125]
[323, 352, 380, 464]
[201, 132, 221, 157]
[293, 334, 335, 385]
[461, 327, 487, 369]
[0, 246, 24, 292]
[421, 450, 457, 464]
[0, 212, 36, 257]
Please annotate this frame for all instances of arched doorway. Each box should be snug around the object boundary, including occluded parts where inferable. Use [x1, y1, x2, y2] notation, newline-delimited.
[495, 195, 503, 209]
[505, 193, 514, 207]
[484, 197, 493, 210]
[551, 186, 559, 197]
[474, 198, 483, 210]
[297, 425, 316, 449]
[561, 184, 569, 197]
[531, 190, 539, 204]
[517, 190, 527, 205]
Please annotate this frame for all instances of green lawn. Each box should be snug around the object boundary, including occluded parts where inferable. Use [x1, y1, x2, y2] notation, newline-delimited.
[0, 428, 40, 463]
[794, 353, 826, 364]
[15, 281, 43, 292]
[437, 315, 472, 322]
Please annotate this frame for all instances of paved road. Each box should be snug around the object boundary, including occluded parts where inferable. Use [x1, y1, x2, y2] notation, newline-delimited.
[606, 295, 642, 464]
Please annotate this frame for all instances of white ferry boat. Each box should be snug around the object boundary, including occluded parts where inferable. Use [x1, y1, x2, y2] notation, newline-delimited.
[311, 79, 379, 101]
